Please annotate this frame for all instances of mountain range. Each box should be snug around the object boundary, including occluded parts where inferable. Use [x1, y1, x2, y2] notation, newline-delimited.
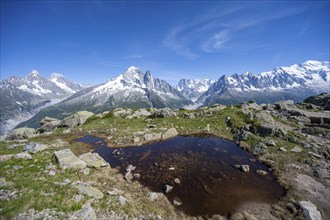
[16, 67, 194, 129]
[0, 70, 87, 135]
[197, 60, 329, 105]
[1, 60, 329, 133]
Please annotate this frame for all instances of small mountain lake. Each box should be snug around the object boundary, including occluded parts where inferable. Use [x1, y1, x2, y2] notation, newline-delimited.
[77, 135, 284, 217]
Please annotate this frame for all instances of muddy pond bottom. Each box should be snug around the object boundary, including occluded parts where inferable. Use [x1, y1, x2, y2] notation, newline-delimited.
[77, 135, 284, 217]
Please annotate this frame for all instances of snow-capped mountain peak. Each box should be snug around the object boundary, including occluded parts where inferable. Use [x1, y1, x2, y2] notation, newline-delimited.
[28, 69, 42, 78]
[127, 66, 140, 73]
[50, 73, 65, 79]
[198, 60, 330, 105]
[49, 72, 87, 94]
[121, 66, 145, 85]
[30, 69, 39, 75]
[29, 67, 193, 124]
[1, 70, 88, 136]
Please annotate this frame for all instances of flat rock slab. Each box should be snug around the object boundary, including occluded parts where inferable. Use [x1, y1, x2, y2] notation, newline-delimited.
[79, 152, 110, 169]
[295, 174, 329, 220]
[72, 181, 104, 199]
[53, 149, 87, 170]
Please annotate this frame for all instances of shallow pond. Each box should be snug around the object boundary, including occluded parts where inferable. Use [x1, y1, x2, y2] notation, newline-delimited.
[77, 135, 284, 217]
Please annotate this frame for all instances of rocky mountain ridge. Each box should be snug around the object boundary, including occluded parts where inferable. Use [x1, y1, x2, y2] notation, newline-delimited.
[198, 60, 330, 105]
[16, 67, 193, 129]
[3, 60, 330, 133]
[176, 79, 215, 101]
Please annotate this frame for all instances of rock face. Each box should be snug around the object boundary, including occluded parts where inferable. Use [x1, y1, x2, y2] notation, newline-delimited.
[303, 93, 330, 110]
[79, 152, 110, 169]
[53, 149, 87, 170]
[5, 127, 36, 140]
[61, 111, 94, 128]
[273, 100, 330, 126]
[295, 174, 329, 220]
[299, 201, 322, 220]
[72, 181, 104, 199]
[162, 128, 178, 140]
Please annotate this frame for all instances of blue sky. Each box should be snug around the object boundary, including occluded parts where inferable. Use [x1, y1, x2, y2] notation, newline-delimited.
[1, 0, 329, 85]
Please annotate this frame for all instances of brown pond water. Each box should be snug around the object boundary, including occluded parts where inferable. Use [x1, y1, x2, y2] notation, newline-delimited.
[77, 135, 284, 217]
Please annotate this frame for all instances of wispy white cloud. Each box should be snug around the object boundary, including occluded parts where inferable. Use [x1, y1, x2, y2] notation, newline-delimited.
[164, 3, 307, 56]
[163, 27, 199, 59]
[163, 4, 244, 58]
[200, 30, 230, 52]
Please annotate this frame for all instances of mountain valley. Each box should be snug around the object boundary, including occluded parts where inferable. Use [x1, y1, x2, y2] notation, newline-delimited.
[0, 71, 87, 136]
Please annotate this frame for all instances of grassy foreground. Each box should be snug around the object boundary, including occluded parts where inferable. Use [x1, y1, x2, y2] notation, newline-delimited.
[0, 105, 326, 219]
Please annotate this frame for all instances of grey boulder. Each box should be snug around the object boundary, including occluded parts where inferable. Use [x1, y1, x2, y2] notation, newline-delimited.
[5, 128, 36, 140]
[61, 111, 94, 128]
[79, 152, 110, 169]
[299, 201, 322, 220]
[53, 149, 87, 170]
[72, 181, 104, 199]
[162, 128, 178, 140]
